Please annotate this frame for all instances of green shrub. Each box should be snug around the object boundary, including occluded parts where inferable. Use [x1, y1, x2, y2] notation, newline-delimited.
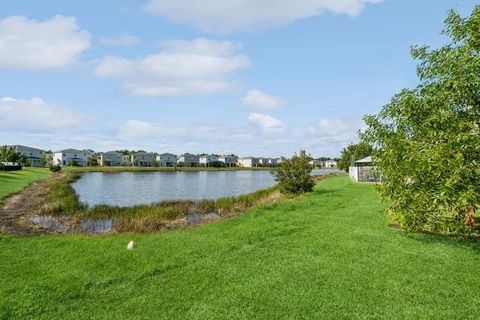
[362, 7, 480, 234]
[49, 164, 62, 172]
[271, 150, 314, 195]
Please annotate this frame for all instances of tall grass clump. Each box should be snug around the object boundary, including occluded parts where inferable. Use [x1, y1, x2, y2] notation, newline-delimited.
[44, 173, 85, 215]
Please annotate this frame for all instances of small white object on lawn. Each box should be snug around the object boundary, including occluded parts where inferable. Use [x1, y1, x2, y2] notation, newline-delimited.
[127, 240, 134, 250]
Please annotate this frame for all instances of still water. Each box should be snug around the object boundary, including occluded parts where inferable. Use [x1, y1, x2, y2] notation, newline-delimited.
[72, 169, 340, 207]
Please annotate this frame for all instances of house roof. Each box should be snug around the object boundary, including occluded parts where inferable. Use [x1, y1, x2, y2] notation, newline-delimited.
[9, 145, 45, 152]
[159, 153, 177, 157]
[355, 156, 373, 164]
[101, 151, 122, 155]
[54, 148, 85, 153]
[133, 152, 154, 155]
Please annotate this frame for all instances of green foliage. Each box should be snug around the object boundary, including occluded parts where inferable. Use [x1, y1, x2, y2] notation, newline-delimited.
[0, 145, 26, 165]
[362, 7, 480, 234]
[0, 168, 51, 201]
[272, 150, 314, 195]
[337, 142, 373, 172]
[49, 164, 62, 173]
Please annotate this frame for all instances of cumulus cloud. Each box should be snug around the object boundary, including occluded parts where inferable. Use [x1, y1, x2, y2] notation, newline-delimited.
[94, 38, 249, 96]
[0, 97, 90, 131]
[0, 15, 90, 70]
[144, 0, 382, 33]
[243, 90, 288, 110]
[248, 113, 286, 135]
[100, 34, 139, 46]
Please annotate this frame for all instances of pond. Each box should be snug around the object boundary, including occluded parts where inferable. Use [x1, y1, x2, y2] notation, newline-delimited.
[71, 169, 341, 207]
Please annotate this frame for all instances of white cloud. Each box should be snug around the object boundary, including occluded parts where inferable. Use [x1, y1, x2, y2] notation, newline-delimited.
[248, 113, 286, 135]
[94, 38, 249, 96]
[100, 34, 139, 46]
[0, 97, 90, 131]
[144, 0, 382, 33]
[0, 15, 90, 70]
[243, 90, 287, 110]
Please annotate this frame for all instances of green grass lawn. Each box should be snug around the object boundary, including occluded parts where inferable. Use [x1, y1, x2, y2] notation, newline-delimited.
[1, 175, 480, 319]
[0, 168, 51, 201]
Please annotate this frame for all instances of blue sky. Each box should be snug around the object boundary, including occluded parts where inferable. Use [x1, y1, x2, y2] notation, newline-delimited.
[0, 0, 477, 157]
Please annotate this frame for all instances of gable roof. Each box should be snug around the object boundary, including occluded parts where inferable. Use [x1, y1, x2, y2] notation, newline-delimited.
[54, 148, 86, 153]
[355, 156, 372, 164]
[9, 145, 45, 152]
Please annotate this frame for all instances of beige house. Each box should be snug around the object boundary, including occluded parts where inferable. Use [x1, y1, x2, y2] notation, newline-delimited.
[237, 157, 260, 168]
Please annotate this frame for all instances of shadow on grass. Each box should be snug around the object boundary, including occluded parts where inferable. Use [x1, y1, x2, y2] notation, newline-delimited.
[402, 229, 480, 255]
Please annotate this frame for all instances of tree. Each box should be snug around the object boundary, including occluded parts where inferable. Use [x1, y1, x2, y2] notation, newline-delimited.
[362, 7, 480, 234]
[337, 142, 373, 172]
[271, 150, 315, 195]
[0, 146, 24, 164]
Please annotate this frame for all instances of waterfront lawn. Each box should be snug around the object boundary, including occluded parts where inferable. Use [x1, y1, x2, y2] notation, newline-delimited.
[0, 168, 51, 201]
[2, 175, 480, 319]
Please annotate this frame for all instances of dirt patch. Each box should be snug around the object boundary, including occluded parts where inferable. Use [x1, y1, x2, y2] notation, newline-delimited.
[0, 173, 68, 234]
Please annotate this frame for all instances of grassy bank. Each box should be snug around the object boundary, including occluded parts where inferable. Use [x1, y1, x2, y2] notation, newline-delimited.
[41, 171, 280, 232]
[0, 168, 51, 202]
[2, 175, 480, 319]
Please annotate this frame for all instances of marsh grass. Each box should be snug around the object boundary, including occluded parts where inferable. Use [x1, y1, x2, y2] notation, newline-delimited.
[42, 172, 281, 232]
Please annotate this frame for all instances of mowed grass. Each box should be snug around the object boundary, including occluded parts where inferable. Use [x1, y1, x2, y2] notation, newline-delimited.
[1, 175, 480, 319]
[0, 168, 51, 201]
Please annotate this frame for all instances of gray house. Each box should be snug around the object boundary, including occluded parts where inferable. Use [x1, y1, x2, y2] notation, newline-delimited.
[98, 151, 124, 166]
[218, 155, 238, 167]
[177, 153, 199, 167]
[131, 152, 155, 167]
[157, 153, 177, 167]
[10, 145, 45, 167]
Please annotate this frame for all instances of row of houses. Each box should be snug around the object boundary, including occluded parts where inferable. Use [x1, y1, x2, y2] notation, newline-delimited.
[7, 145, 282, 168]
[309, 159, 338, 168]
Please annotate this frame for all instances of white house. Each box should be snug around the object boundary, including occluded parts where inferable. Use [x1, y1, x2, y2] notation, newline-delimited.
[238, 157, 260, 168]
[53, 149, 88, 166]
[157, 153, 177, 167]
[199, 154, 218, 167]
[98, 151, 124, 166]
[10, 145, 45, 167]
[131, 152, 155, 166]
[269, 158, 281, 166]
[325, 160, 338, 168]
[218, 155, 238, 167]
[309, 159, 323, 167]
[177, 153, 199, 167]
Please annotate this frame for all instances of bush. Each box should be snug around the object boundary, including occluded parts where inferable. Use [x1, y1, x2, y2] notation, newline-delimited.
[362, 7, 480, 234]
[271, 150, 314, 195]
[49, 164, 62, 172]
